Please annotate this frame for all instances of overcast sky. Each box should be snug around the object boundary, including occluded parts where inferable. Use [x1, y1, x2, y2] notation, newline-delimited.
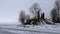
[0, 0, 56, 23]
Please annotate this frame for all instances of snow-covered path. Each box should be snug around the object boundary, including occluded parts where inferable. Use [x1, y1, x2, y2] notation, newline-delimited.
[0, 24, 60, 34]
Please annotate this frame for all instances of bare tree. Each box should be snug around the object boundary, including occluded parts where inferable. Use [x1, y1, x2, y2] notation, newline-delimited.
[19, 10, 31, 25]
[51, 8, 57, 23]
[51, 1, 60, 23]
[19, 10, 26, 25]
[29, 3, 41, 18]
[55, 1, 60, 23]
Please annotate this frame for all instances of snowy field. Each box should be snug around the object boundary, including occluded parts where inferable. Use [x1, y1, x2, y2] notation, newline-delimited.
[0, 23, 60, 34]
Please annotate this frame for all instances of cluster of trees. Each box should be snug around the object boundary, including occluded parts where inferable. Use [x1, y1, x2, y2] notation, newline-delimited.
[19, 3, 45, 25]
[19, 1, 60, 25]
[51, 1, 60, 23]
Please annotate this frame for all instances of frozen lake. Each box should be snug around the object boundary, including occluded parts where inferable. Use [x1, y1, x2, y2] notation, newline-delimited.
[0, 23, 60, 34]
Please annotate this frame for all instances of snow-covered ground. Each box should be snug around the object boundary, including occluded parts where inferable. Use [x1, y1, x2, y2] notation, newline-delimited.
[0, 23, 60, 34]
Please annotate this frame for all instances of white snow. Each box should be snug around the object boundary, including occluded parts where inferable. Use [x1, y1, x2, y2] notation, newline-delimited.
[0, 23, 60, 34]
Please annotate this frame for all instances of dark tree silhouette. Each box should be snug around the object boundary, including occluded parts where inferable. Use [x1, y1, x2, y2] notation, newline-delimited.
[51, 1, 60, 23]
[51, 8, 57, 23]
[37, 10, 40, 19]
[29, 3, 41, 18]
[25, 3, 42, 25]
[19, 10, 31, 25]
[41, 12, 44, 20]
[19, 10, 26, 25]
[19, 3, 46, 25]
[24, 3, 46, 25]
[55, 1, 60, 23]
